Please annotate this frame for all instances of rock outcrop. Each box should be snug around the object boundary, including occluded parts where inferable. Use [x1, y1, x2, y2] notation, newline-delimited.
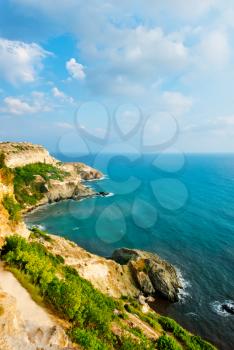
[112, 248, 182, 302]
[24, 161, 102, 213]
[0, 142, 103, 215]
[0, 171, 28, 244]
[41, 234, 139, 299]
[0, 142, 58, 168]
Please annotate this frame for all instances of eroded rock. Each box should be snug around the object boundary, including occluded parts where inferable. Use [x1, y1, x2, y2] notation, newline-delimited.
[112, 248, 182, 302]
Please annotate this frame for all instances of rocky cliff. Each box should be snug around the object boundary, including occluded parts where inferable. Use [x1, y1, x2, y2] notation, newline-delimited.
[112, 248, 182, 302]
[0, 142, 102, 216]
[0, 168, 28, 245]
[0, 142, 58, 168]
[0, 142, 181, 302]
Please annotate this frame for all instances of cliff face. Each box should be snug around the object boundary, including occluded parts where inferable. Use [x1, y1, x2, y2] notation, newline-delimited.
[0, 142, 102, 240]
[112, 248, 182, 302]
[0, 142, 57, 168]
[41, 234, 139, 299]
[0, 172, 28, 245]
[0, 142, 102, 211]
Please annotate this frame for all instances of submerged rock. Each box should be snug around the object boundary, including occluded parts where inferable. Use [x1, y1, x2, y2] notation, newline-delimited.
[112, 248, 182, 302]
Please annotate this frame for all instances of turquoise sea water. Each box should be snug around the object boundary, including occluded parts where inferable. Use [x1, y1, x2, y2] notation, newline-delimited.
[26, 154, 234, 350]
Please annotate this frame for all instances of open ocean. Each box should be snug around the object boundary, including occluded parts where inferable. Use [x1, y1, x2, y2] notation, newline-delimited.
[26, 154, 234, 350]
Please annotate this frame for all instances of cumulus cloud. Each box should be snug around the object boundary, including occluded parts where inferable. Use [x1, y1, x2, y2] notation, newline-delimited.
[51, 87, 74, 103]
[1, 92, 51, 115]
[66, 58, 86, 80]
[199, 30, 230, 68]
[109, 26, 188, 76]
[1, 97, 38, 115]
[0, 38, 49, 85]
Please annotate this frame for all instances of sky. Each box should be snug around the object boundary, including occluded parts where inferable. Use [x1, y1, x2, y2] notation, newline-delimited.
[1, 0, 234, 154]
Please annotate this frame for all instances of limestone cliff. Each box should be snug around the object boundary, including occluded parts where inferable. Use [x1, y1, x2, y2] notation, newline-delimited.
[0, 170, 28, 244]
[0, 142, 102, 212]
[112, 248, 182, 302]
[0, 142, 58, 168]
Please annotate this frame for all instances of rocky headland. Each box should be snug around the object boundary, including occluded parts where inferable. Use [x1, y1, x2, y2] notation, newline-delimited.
[0, 142, 217, 350]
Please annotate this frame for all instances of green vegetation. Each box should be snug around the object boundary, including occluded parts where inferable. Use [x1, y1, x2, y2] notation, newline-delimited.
[2, 195, 21, 222]
[0, 152, 5, 168]
[0, 235, 116, 349]
[158, 316, 216, 350]
[70, 328, 110, 350]
[119, 336, 154, 350]
[0, 153, 13, 185]
[29, 226, 53, 242]
[7, 266, 44, 306]
[124, 304, 162, 332]
[157, 334, 182, 350]
[0, 235, 217, 350]
[13, 162, 68, 207]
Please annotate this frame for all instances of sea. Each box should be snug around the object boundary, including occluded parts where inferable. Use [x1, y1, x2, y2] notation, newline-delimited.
[25, 153, 234, 350]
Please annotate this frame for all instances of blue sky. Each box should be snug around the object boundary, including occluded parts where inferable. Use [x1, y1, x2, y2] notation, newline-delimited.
[1, 0, 234, 154]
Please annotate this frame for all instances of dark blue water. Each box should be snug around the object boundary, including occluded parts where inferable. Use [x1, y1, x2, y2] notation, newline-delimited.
[26, 154, 234, 350]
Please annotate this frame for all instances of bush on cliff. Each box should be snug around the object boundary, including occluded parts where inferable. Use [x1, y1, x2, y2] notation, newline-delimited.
[158, 316, 216, 350]
[13, 162, 68, 207]
[0, 235, 116, 347]
[0, 153, 13, 185]
[2, 195, 21, 223]
[157, 334, 182, 350]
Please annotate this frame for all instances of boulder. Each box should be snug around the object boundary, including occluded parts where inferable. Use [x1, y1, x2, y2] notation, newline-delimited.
[222, 302, 234, 315]
[112, 248, 182, 302]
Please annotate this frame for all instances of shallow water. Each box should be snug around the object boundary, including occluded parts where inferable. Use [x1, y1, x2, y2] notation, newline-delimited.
[26, 154, 234, 350]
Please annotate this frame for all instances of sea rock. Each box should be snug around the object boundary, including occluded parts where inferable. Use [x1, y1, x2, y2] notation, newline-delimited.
[222, 302, 234, 315]
[112, 248, 182, 302]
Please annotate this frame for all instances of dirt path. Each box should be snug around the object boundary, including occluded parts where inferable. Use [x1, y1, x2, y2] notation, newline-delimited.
[0, 263, 78, 349]
[0, 263, 53, 329]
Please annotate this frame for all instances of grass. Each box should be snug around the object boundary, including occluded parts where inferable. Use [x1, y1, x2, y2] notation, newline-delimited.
[157, 334, 183, 350]
[0, 235, 218, 350]
[2, 195, 21, 223]
[29, 226, 53, 242]
[0, 152, 13, 185]
[6, 266, 44, 307]
[13, 162, 69, 207]
[158, 316, 217, 350]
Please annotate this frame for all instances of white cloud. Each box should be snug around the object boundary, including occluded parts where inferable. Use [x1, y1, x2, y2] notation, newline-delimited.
[0, 38, 49, 85]
[183, 115, 234, 133]
[1, 97, 37, 115]
[66, 58, 86, 80]
[52, 87, 74, 103]
[55, 122, 74, 129]
[108, 26, 188, 77]
[162, 91, 193, 116]
[199, 30, 230, 68]
[1, 92, 51, 116]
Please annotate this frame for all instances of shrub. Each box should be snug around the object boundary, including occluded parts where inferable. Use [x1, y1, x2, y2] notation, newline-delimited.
[119, 336, 155, 350]
[1, 235, 116, 345]
[30, 226, 52, 242]
[2, 195, 21, 222]
[158, 317, 217, 350]
[157, 334, 182, 350]
[0, 153, 13, 185]
[13, 162, 69, 207]
[0, 152, 6, 168]
[70, 328, 110, 350]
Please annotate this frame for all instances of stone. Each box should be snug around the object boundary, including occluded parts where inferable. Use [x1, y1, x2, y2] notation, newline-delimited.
[112, 248, 182, 302]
